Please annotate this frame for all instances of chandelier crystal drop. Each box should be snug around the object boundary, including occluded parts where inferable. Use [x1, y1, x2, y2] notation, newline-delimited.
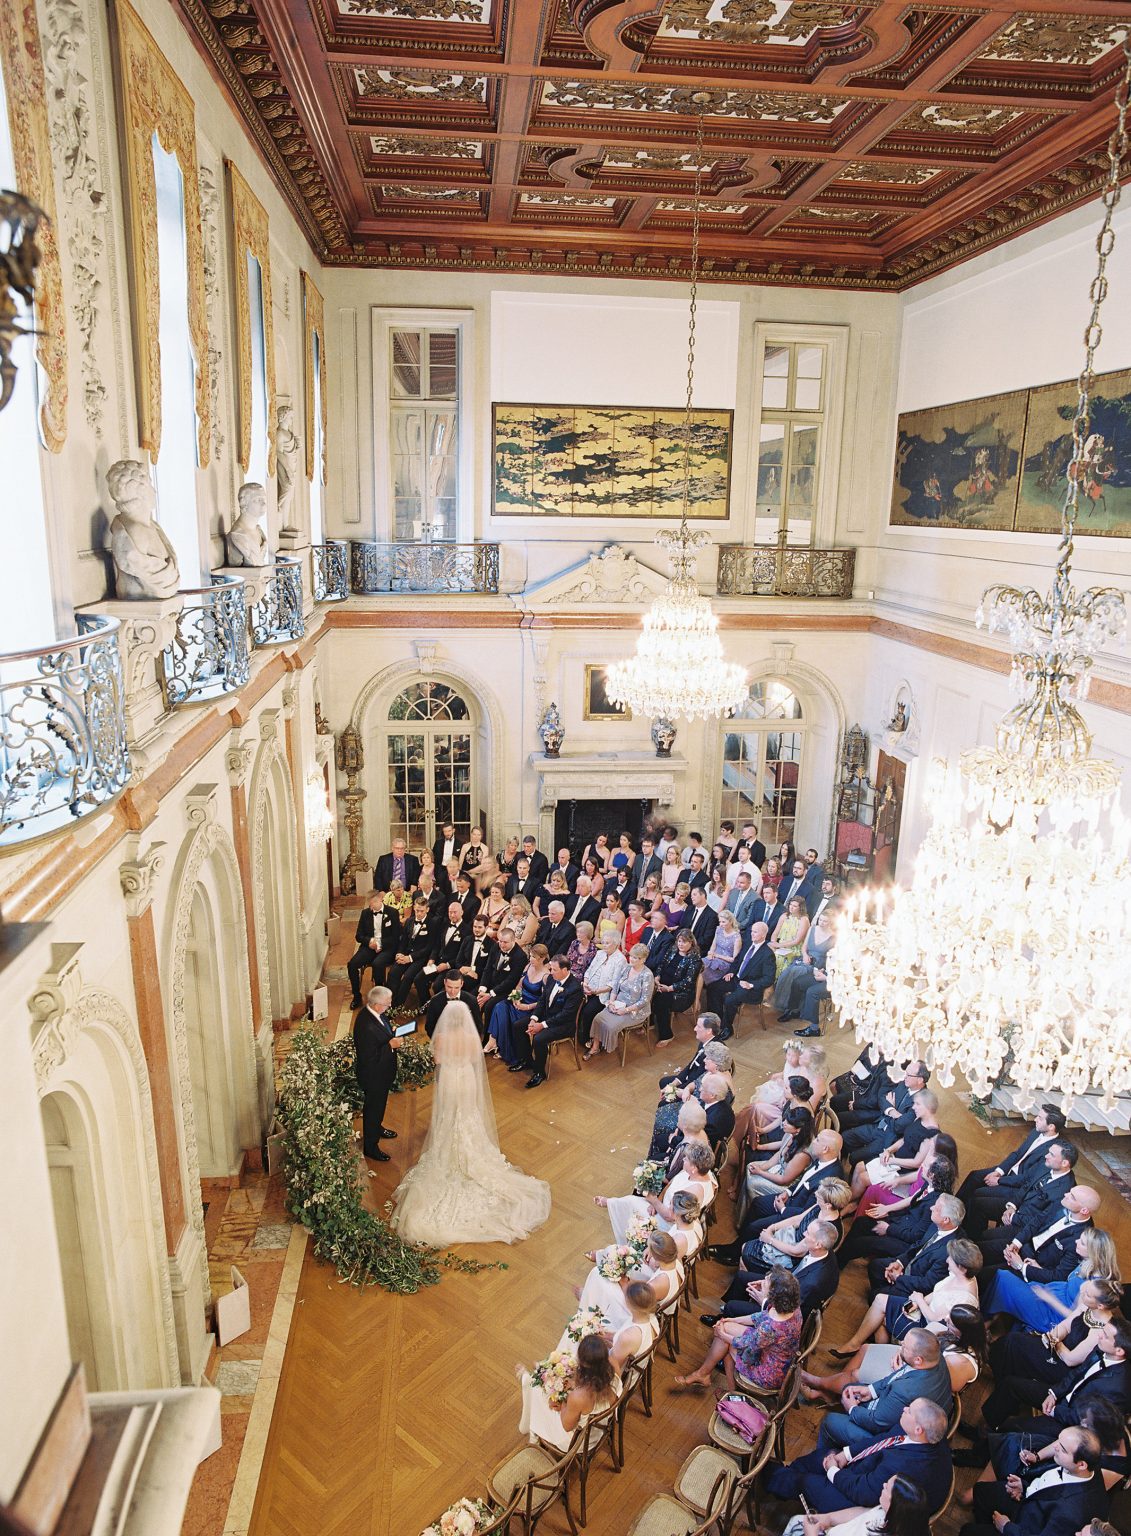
[604, 102, 747, 724]
[830, 34, 1131, 1112]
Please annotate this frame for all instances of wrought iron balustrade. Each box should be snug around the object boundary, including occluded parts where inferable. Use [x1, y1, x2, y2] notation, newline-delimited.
[162, 576, 250, 706]
[250, 557, 305, 645]
[0, 614, 130, 846]
[716, 543, 856, 599]
[350, 540, 500, 595]
[312, 540, 349, 603]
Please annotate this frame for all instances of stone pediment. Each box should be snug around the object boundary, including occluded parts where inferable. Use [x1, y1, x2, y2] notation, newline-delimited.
[524, 544, 670, 608]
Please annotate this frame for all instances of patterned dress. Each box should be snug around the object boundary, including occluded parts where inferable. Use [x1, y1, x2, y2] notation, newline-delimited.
[731, 1310, 802, 1391]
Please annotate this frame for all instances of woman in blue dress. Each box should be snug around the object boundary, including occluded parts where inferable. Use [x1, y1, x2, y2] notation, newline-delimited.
[485, 943, 549, 1064]
[983, 1227, 1120, 1332]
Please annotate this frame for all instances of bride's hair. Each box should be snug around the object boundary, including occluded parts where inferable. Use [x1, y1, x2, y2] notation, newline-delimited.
[625, 1280, 656, 1314]
[575, 1334, 615, 1395]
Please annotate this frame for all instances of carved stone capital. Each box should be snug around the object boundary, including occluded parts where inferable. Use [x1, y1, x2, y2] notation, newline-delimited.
[260, 706, 282, 742]
[119, 840, 167, 918]
[226, 737, 255, 788]
[185, 784, 219, 829]
[281, 685, 299, 721]
[28, 942, 85, 1090]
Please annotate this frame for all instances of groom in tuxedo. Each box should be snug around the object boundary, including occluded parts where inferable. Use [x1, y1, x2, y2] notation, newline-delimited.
[514, 954, 581, 1088]
[354, 985, 399, 1161]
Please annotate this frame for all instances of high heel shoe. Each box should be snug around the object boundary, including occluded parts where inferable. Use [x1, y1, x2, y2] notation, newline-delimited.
[826, 1346, 857, 1360]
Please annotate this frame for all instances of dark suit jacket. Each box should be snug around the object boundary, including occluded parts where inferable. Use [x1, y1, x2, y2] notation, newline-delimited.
[847, 1357, 953, 1433]
[454, 933, 495, 984]
[752, 897, 784, 936]
[643, 928, 676, 973]
[795, 1253, 839, 1317]
[431, 919, 470, 970]
[531, 974, 582, 1038]
[477, 943, 526, 1007]
[562, 893, 601, 931]
[354, 904, 400, 954]
[785, 1158, 846, 1213]
[887, 1226, 959, 1298]
[353, 1007, 395, 1091]
[608, 876, 637, 908]
[661, 1047, 708, 1092]
[374, 851, 421, 891]
[1052, 1353, 1131, 1422]
[536, 918, 576, 956]
[431, 835, 462, 871]
[397, 913, 437, 962]
[729, 838, 766, 870]
[730, 940, 776, 997]
[993, 1131, 1056, 1188]
[885, 1186, 936, 1244]
[1007, 1176, 1076, 1241]
[704, 1099, 736, 1152]
[777, 872, 816, 909]
[681, 903, 718, 951]
[1000, 1473, 1108, 1536]
[423, 988, 482, 1039]
[549, 861, 580, 891]
[834, 1437, 952, 1514]
[1019, 1219, 1093, 1285]
[505, 872, 541, 906]
[524, 849, 549, 884]
[631, 852, 662, 889]
[686, 866, 710, 891]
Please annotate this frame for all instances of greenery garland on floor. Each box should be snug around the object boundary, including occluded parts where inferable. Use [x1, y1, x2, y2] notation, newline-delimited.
[278, 1027, 502, 1293]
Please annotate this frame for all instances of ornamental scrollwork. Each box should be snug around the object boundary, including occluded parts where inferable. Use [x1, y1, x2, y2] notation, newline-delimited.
[543, 79, 846, 123]
[0, 192, 45, 417]
[355, 67, 488, 103]
[301, 271, 326, 485]
[229, 162, 278, 476]
[980, 16, 1128, 69]
[662, 0, 859, 45]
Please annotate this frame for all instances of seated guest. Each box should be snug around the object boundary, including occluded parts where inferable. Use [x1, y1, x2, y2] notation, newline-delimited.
[386, 897, 437, 1008]
[704, 921, 775, 1039]
[374, 837, 421, 892]
[779, 1473, 929, 1536]
[384, 878, 413, 924]
[805, 1303, 985, 1405]
[976, 1141, 1081, 1258]
[997, 1319, 1131, 1442]
[658, 1011, 722, 1093]
[423, 972, 483, 1039]
[581, 833, 612, 873]
[710, 1220, 840, 1323]
[807, 874, 839, 924]
[706, 866, 729, 911]
[841, 1062, 930, 1152]
[535, 898, 575, 954]
[743, 1105, 815, 1200]
[609, 831, 634, 872]
[458, 825, 491, 884]
[840, 1155, 958, 1279]
[984, 1228, 1121, 1335]
[579, 855, 605, 902]
[454, 915, 494, 994]
[534, 869, 570, 921]
[485, 943, 549, 1063]
[660, 881, 691, 930]
[563, 875, 601, 933]
[723, 871, 759, 943]
[649, 929, 702, 1043]
[517, 1333, 617, 1454]
[575, 1229, 683, 1329]
[980, 1185, 1102, 1288]
[817, 1330, 954, 1454]
[590, 943, 655, 1056]
[699, 907, 740, 990]
[647, 1025, 728, 1156]
[597, 890, 627, 946]
[831, 1237, 981, 1354]
[752, 881, 785, 941]
[549, 846, 579, 891]
[839, 1060, 927, 1135]
[479, 877, 511, 938]
[661, 1099, 713, 1174]
[983, 1403, 1130, 1499]
[673, 1266, 802, 1393]
[630, 836, 662, 892]
[474, 927, 526, 1036]
[778, 857, 815, 910]
[852, 1130, 957, 1232]
[713, 1129, 845, 1258]
[495, 836, 520, 877]
[660, 844, 685, 894]
[958, 1102, 1067, 1216]
[744, 1177, 852, 1276]
[504, 855, 540, 907]
[565, 920, 597, 984]
[421, 900, 470, 1005]
[500, 894, 538, 949]
[849, 1090, 941, 1203]
[598, 1141, 716, 1251]
[698, 1069, 737, 1154]
[607, 865, 637, 910]
[963, 1426, 1107, 1536]
[512, 953, 582, 1088]
[578, 933, 628, 1053]
[770, 895, 810, 976]
[726, 843, 761, 888]
[520, 835, 548, 885]
[685, 850, 710, 891]
[641, 908, 675, 969]
[452, 871, 479, 924]
[348, 889, 400, 1007]
[681, 883, 718, 950]
[767, 1398, 952, 1517]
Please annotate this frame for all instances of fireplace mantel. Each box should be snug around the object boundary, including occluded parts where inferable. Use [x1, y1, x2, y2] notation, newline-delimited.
[529, 751, 687, 819]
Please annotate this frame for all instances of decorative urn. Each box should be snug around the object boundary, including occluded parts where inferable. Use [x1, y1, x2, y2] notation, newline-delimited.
[651, 717, 677, 758]
[539, 702, 565, 758]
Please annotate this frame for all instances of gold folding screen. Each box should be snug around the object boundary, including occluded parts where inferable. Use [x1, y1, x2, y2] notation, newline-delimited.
[301, 271, 326, 483]
[228, 161, 277, 477]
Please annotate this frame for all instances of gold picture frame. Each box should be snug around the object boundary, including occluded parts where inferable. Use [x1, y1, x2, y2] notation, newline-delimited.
[584, 665, 631, 721]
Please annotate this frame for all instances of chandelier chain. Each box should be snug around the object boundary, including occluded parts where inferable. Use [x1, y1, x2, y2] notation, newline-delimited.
[677, 106, 707, 538]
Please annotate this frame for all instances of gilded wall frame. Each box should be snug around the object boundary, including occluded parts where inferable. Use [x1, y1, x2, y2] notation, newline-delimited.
[301, 270, 326, 483]
[115, 0, 210, 465]
[228, 161, 277, 477]
[0, 0, 67, 450]
[583, 665, 631, 721]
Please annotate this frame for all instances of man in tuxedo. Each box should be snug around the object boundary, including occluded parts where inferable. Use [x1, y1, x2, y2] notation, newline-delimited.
[658, 1013, 722, 1092]
[777, 857, 815, 910]
[630, 837, 662, 892]
[970, 1137, 1078, 1243]
[807, 875, 839, 923]
[374, 838, 421, 894]
[867, 1194, 967, 1301]
[514, 954, 581, 1087]
[964, 1426, 1107, 1536]
[837, 1166, 950, 1274]
[980, 1314, 1131, 1432]
[960, 1105, 1068, 1233]
[520, 836, 549, 885]
[475, 927, 526, 1028]
[712, 1221, 840, 1321]
[704, 922, 775, 1038]
[452, 871, 479, 924]
[536, 900, 575, 954]
[838, 1060, 929, 1137]
[432, 821, 460, 873]
[608, 866, 637, 908]
[732, 821, 766, 870]
[354, 985, 399, 1160]
[818, 1329, 954, 1454]
[752, 881, 784, 939]
[348, 889, 401, 1007]
[723, 872, 759, 944]
[767, 1397, 953, 1516]
[685, 850, 710, 890]
[681, 884, 718, 950]
[980, 1184, 1101, 1288]
[387, 897, 437, 1008]
[725, 844, 760, 889]
[563, 875, 601, 932]
[505, 856, 541, 907]
[421, 900, 470, 1005]
[423, 971, 483, 1039]
[550, 847, 579, 891]
[641, 910, 675, 971]
[456, 914, 494, 991]
[845, 1085, 937, 1165]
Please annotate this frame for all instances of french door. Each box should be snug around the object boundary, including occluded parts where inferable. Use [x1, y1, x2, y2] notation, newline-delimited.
[385, 681, 474, 848]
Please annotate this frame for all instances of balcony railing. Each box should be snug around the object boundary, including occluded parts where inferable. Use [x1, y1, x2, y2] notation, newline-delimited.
[250, 557, 305, 646]
[163, 576, 250, 706]
[716, 543, 856, 599]
[351, 540, 500, 595]
[0, 614, 130, 846]
[312, 540, 350, 603]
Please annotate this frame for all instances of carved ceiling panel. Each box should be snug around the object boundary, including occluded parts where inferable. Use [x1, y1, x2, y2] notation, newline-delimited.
[175, 0, 1131, 288]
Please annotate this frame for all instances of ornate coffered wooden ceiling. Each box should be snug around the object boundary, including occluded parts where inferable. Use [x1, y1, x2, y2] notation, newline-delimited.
[178, 0, 1131, 288]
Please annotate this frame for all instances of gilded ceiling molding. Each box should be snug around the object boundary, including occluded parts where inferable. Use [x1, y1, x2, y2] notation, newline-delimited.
[0, 0, 67, 450]
[115, 0, 211, 466]
[228, 161, 278, 477]
[301, 270, 326, 484]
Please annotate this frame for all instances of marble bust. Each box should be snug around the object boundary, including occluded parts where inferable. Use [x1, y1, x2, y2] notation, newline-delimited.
[225, 483, 270, 567]
[107, 459, 181, 600]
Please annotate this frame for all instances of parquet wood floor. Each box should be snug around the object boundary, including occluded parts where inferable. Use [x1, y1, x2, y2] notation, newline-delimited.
[247, 959, 1131, 1536]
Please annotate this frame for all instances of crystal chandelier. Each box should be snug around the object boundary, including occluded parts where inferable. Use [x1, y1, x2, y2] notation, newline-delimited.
[830, 36, 1131, 1111]
[605, 103, 748, 724]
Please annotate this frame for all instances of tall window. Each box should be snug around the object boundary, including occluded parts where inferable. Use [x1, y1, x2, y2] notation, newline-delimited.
[0, 64, 55, 647]
[720, 679, 805, 848]
[309, 331, 324, 545]
[246, 252, 269, 491]
[152, 135, 202, 581]
[385, 681, 472, 848]
[754, 341, 826, 546]
[388, 326, 459, 541]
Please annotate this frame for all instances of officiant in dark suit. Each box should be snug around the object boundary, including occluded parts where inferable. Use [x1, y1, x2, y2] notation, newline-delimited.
[354, 985, 399, 1161]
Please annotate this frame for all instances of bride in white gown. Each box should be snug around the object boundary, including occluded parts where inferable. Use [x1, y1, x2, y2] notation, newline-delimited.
[389, 1001, 551, 1245]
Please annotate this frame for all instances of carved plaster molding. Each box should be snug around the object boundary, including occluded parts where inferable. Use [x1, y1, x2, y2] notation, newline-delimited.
[281, 686, 298, 722]
[247, 728, 303, 1024]
[301, 271, 326, 485]
[225, 736, 255, 789]
[185, 783, 219, 829]
[538, 544, 669, 606]
[42, 0, 107, 435]
[119, 840, 167, 919]
[115, 0, 211, 465]
[198, 158, 226, 462]
[228, 162, 277, 477]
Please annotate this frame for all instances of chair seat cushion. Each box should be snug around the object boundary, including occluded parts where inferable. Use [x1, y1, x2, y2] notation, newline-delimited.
[628, 1493, 704, 1535]
[674, 1444, 738, 1513]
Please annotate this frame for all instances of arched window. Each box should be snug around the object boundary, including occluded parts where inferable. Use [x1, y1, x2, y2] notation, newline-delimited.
[386, 681, 473, 846]
[721, 679, 805, 848]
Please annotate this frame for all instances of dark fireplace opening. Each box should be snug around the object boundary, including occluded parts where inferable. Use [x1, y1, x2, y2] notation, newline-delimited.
[554, 798, 651, 860]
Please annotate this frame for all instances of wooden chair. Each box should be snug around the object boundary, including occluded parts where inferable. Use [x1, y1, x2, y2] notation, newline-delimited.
[469, 1487, 525, 1534]
[619, 1009, 655, 1067]
[570, 1395, 621, 1528]
[487, 1440, 579, 1536]
[708, 1362, 800, 1467]
[548, 999, 584, 1074]
[673, 1431, 776, 1533]
[616, 1333, 662, 1462]
[796, 1307, 823, 1365]
[625, 1469, 730, 1536]
[658, 1274, 687, 1362]
[946, 1396, 962, 1440]
[930, 1468, 957, 1531]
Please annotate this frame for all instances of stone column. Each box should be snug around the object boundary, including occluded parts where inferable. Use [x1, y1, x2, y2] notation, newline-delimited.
[225, 734, 263, 1031]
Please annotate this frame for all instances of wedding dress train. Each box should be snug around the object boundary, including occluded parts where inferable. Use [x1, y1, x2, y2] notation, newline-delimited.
[390, 1002, 551, 1246]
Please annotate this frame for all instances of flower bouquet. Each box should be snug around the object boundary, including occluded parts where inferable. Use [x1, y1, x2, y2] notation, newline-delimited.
[507, 984, 524, 1004]
[624, 1213, 658, 1260]
[421, 1495, 497, 1536]
[597, 1244, 638, 1281]
[564, 1304, 608, 1344]
[531, 1349, 575, 1408]
[659, 1082, 681, 1104]
[391, 1033, 435, 1094]
[632, 1159, 667, 1196]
